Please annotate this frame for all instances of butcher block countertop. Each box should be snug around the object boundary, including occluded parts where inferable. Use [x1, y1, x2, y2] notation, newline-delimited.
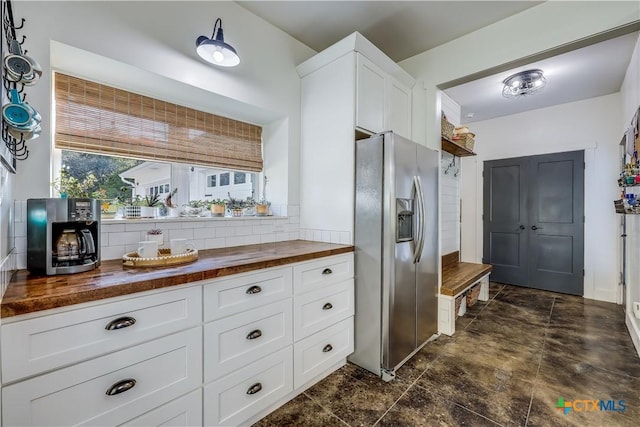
[2, 240, 354, 318]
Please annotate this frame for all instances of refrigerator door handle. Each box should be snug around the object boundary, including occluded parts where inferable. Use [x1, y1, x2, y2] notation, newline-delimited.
[413, 176, 426, 264]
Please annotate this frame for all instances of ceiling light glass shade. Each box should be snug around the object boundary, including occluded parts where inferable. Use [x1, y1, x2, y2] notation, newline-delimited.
[196, 19, 240, 67]
[502, 69, 546, 98]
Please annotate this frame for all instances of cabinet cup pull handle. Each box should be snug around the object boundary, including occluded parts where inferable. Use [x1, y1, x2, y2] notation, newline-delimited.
[105, 378, 136, 396]
[246, 382, 262, 395]
[322, 302, 333, 310]
[323, 344, 333, 353]
[246, 285, 262, 294]
[322, 268, 333, 275]
[246, 329, 262, 340]
[105, 316, 136, 331]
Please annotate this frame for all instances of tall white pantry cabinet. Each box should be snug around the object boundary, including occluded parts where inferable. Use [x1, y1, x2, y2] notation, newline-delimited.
[297, 32, 415, 244]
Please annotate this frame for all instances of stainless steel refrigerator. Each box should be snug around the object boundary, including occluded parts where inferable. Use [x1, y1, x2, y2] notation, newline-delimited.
[350, 131, 438, 381]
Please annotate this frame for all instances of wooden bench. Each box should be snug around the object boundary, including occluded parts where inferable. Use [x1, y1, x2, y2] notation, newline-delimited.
[438, 251, 492, 336]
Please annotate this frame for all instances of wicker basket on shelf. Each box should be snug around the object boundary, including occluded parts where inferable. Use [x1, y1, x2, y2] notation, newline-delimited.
[441, 118, 455, 139]
[466, 284, 481, 307]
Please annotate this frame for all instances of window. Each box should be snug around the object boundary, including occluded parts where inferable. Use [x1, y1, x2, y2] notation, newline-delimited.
[234, 173, 247, 185]
[54, 73, 261, 208]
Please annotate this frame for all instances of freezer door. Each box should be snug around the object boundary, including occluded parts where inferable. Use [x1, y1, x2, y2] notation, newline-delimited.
[416, 144, 439, 344]
[382, 133, 418, 371]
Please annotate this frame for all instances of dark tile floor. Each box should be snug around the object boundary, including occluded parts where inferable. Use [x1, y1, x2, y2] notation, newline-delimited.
[254, 283, 640, 426]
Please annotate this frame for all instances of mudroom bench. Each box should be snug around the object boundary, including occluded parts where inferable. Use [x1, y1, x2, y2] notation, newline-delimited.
[438, 251, 492, 336]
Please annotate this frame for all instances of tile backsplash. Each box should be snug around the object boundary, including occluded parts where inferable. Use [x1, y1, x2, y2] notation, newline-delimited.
[13, 201, 300, 269]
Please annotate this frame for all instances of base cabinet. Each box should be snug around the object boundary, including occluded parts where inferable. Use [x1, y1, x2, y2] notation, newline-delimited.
[124, 389, 202, 427]
[2, 328, 202, 427]
[1, 253, 354, 426]
[204, 347, 294, 426]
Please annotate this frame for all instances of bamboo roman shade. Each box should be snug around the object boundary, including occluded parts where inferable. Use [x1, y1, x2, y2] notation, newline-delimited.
[54, 73, 263, 172]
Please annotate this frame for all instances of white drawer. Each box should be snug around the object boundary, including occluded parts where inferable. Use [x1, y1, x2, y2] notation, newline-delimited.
[2, 327, 202, 427]
[123, 389, 202, 427]
[294, 279, 354, 341]
[294, 317, 354, 389]
[204, 266, 292, 322]
[2, 286, 201, 383]
[204, 299, 292, 383]
[293, 253, 354, 294]
[204, 346, 293, 427]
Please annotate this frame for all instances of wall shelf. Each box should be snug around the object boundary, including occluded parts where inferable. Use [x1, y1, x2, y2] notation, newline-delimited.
[441, 136, 475, 157]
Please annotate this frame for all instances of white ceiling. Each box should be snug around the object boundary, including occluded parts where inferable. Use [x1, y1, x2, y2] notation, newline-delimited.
[238, 1, 639, 124]
[445, 32, 640, 123]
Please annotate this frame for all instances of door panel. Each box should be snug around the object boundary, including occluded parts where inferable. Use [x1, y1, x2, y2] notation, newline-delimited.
[483, 151, 584, 295]
[529, 151, 584, 295]
[483, 159, 528, 285]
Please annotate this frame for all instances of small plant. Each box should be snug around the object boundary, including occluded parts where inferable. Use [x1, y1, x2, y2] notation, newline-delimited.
[185, 200, 207, 208]
[143, 193, 162, 207]
[257, 198, 271, 207]
[226, 195, 245, 210]
[164, 188, 178, 208]
[147, 229, 163, 235]
[208, 198, 227, 206]
[256, 198, 270, 216]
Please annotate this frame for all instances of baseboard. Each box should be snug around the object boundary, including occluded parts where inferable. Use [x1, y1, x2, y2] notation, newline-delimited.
[625, 311, 640, 358]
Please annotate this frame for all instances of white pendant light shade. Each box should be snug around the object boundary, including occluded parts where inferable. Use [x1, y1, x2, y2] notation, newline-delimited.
[196, 18, 240, 67]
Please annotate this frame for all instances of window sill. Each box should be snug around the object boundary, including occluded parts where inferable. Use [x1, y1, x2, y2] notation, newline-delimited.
[102, 215, 289, 224]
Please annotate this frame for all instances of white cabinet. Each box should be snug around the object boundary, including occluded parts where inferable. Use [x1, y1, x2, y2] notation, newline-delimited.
[202, 252, 354, 426]
[3, 328, 202, 427]
[356, 54, 386, 134]
[204, 299, 293, 382]
[1, 252, 354, 427]
[2, 286, 202, 383]
[204, 346, 293, 427]
[356, 54, 412, 139]
[297, 32, 415, 242]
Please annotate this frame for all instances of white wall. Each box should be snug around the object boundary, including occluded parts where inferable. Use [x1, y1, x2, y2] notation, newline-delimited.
[10, 1, 315, 204]
[461, 94, 622, 302]
[440, 92, 461, 255]
[620, 34, 640, 128]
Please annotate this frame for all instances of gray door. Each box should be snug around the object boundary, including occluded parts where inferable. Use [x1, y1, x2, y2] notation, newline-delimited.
[483, 151, 584, 295]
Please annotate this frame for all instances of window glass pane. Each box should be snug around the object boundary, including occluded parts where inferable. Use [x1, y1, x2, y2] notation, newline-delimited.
[234, 173, 247, 185]
[59, 151, 257, 213]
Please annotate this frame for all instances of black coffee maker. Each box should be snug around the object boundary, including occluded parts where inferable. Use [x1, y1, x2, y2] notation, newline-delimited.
[27, 198, 101, 275]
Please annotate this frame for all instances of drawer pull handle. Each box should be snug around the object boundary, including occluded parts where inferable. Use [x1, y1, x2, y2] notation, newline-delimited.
[246, 382, 262, 395]
[246, 285, 262, 295]
[322, 302, 333, 310]
[322, 268, 333, 275]
[246, 329, 263, 340]
[323, 344, 333, 353]
[105, 316, 136, 331]
[105, 378, 136, 396]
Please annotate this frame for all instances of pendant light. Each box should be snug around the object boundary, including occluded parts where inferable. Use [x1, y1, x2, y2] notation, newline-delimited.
[502, 69, 546, 98]
[196, 18, 240, 67]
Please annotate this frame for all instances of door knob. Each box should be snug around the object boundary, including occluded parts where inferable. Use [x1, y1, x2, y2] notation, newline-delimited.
[531, 225, 542, 230]
[518, 225, 525, 230]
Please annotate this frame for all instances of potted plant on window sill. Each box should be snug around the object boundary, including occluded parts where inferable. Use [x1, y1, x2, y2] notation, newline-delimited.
[256, 198, 270, 216]
[226, 196, 245, 217]
[183, 200, 207, 217]
[208, 199, 227, 217]
[141, 194, 161, 218]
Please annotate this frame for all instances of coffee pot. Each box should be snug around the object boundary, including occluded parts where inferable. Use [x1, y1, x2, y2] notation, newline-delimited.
[55, 229, 96, 262]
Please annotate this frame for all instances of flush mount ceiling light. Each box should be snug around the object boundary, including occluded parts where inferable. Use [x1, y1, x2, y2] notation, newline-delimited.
[196, 18, 240, 67]
[502, 69, 546, 99]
